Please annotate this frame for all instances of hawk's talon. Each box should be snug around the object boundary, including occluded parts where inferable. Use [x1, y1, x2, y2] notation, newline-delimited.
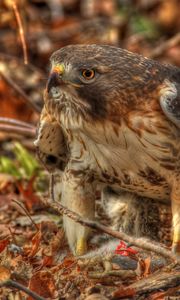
[76, 238, 87, 256]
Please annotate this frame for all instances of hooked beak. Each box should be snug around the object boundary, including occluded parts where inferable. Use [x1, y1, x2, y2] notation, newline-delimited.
[46, 72, 59, 93]
[46, 65, 64, 93]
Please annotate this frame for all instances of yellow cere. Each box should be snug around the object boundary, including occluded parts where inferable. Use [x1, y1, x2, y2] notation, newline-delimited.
[53, 64, 64, 74]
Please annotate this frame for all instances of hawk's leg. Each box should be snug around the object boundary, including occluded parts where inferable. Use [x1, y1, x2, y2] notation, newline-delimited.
[171, 176, 180, 255]
[61, 167, 95, 255]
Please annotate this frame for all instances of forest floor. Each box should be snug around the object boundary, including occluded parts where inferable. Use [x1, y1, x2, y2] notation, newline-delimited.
[0, 0, 180, 299]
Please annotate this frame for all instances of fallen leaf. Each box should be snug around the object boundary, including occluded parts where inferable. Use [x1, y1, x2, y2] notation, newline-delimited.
[0, 225, 11, 239]
[17, 177, 43, 212]
[28, 270, 56, 299]
[24, 230, 41, 258]
[42, 255, 54, 267]
[0, 174, 15, 191]
[0, 195, 11, 209]
[0, 266, 11, 281]
[143, 256, 151, 276]
[113, 287, 136, 299]
[0, 239, 9, 253]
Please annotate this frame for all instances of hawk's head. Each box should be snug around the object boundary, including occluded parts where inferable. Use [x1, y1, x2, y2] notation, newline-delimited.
[46, 44, 163, 121]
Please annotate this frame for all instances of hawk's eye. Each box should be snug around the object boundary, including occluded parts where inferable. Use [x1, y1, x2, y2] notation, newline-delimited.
[82, 69, 95, 80]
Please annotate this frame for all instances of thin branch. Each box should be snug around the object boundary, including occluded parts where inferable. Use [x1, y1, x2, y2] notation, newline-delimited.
[149, 33, 180, 59]
[0, 124, 36, 137]
[11, 0, 28, 64]
[0, 117, 35, 129]
[88, 269, 136, 279]
[115, 268, 180, 298]
[0, 70, 41, 113]
[0, 279, 46, 300]
[12, 199, 39, 231]
[43, 198, 179, 262]
[8, 226, 18, 245]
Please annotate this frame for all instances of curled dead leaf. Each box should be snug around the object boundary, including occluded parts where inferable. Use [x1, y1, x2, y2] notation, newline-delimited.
[24, 230, 41, 258]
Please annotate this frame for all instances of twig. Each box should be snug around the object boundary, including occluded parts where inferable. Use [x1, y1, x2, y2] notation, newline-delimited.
[0, 279, 45, 300]
[12, 199, 39, 231]
[88, 269, 136, 279]
[0, 70, 41, 113]
[112, 267, 180, 299]
[11, 0, 28, 64]
[43, 198, 179, 262]
[149, 33, 180, 59]
[8, 226, 17, 245]
[0, 124, 36, 137]
[78, 253, 115, 269]
[0, 117, 35, 129]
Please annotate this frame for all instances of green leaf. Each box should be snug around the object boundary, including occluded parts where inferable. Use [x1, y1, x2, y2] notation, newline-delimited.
[13, 142, 40, 179]
[0, 156, 21, 178]
[131, 15, 159, 39]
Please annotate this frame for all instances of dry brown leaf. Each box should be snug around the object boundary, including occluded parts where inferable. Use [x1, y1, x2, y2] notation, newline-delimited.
[0, 174, 15, 191]
[113, 287, 136, 299]
[17, 178, 43, 212]
[143, 256, 152, 277]
[24, 230, 41, 258]
[0, 239, 9, 253]
[0, 266, 11, 281]
[28, 270, 56, 299]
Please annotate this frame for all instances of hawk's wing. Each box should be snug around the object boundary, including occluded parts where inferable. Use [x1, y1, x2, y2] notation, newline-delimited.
[160, 79, 180, 128]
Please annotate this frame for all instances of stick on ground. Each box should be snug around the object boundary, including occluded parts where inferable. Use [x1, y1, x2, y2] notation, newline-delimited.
[43, 198, 179, 262]
[0, 280, 46, 300]
[0, 124, 36, 137]
[0, 117, 35, 129]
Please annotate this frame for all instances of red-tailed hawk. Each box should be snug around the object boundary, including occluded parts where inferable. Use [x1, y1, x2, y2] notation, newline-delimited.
[35, 45, 180, 256]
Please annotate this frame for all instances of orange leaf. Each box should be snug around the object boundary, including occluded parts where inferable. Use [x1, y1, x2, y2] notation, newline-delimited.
[28, 271, 56, 300]
[62, 258, 75, 268]
[42, 255, 54, 267]
[143, 256, 151, 276]
[0, 239, 9, 253]
[0, 266, 11, 282]
[24, 230, 41, 258]
[17, 178, 42, 212]
[113, 287, 136, 299]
